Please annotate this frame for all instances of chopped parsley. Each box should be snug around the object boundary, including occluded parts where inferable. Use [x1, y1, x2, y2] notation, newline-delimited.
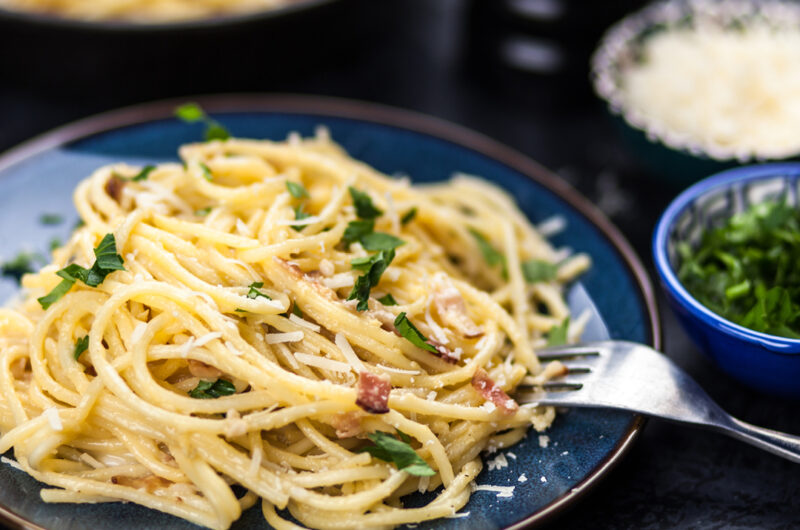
[349, 187, 383, 219]
[286, 181, 309, 199]
[195, 207, 212, 216]
[246, 281, 271, 300]
[678, 199, 800, 338]
[199, 162, 213, 181]
[74, 336, 89, 360]
[174, 103, 231, 142]
[39, 213, 64, 225]
[359, 431, 435, 476]
[2, 252, 45, 283]
[292, 205, 311, 232]
[401, 207, 417, 225]
[131, 165, 155, 182]
[37, 233, 125, 309]
[360, 232, 405, 252]
[189, 378, 236, 399]
[470, 229, 507, 276]
[348, 250, 395, 311]
[342, 220, 375, 246]
[546, 317, 570, 346]
[522, 260, 558, 283]
[394, 312, 438, 353]
[378, 293, 398, 306]
[49, 238, 62, 251]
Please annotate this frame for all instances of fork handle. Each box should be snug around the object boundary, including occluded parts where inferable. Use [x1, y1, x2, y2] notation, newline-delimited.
[719, 418, 800, 464]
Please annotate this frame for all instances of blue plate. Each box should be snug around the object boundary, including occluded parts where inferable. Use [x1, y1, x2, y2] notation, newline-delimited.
[0, 96, 659, 530]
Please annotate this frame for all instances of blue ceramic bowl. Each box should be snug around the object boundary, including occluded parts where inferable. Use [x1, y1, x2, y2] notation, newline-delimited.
[653, 164, 800, 398]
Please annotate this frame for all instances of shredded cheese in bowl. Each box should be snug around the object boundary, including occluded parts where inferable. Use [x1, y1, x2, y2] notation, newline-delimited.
[593, 0, 800, 162]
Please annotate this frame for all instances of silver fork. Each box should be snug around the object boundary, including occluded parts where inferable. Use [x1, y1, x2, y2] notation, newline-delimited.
[516, 340, 800, 463]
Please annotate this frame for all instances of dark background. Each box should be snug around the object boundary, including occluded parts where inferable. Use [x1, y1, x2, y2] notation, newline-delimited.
[0, 0, 798, 528]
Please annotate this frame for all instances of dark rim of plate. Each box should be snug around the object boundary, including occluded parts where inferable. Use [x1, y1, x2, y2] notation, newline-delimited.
[0, 94, 662, 530]
[0, 0, 337, 33]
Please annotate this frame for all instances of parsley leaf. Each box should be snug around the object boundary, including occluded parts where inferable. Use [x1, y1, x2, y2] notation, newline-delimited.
[349, 187, 383, 219]
[401, 207, 417, 225]
[189, 378, 236, 399]
[247, 281, 271, 300]
[286, 181, 309, 199]
[37, 234, 125, 309]
[39, 213, 64, 225]
[292, 205, 311, 232]
[174, 103, 205, 122]
[522, 260, 558, 283]
[204, 122, 230, 142]
[2, 251, 45, 283]
[394, 312, 438, 353]
[174, 103, 231, 142]
[342, 220, 375, 246]
[546, 317, 570, 346]
[360, 232, 405, 252]
[347, 249, 395, 311]
[470, 229, 507, 275]
[131, 165, 155, 182]
[74, 336, 89, 360]
[378, 293, 398, 306]
[199, 162, 213, 181]
[49, 238, 62, 251]
[360, 431, 435, 476]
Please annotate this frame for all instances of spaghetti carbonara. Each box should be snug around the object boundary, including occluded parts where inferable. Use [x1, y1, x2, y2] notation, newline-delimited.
[0, 0, 302, 23]
[0, 130, 589, 529]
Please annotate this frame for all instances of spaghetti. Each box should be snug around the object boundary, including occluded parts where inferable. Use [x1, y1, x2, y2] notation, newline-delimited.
[0, 130, 589, 529]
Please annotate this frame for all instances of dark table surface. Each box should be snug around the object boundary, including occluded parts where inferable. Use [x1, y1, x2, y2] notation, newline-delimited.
[0, 0, 798, 528]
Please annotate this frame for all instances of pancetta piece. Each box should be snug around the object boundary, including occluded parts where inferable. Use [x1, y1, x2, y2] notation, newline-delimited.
[356, 371, 391, 414]
[187, 359, 223, 379]
[105, 174, 126, 202]
[432, 276, 484, 338]
[471, 368, 519, 415]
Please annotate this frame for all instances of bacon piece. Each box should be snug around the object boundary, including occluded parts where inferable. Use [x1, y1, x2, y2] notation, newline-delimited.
[112, 474, 171, 493]
[433, 282, 484, 338]
[105, 174, 126, 202]
[471, 369, 519, 415]
[356, 371, 391, 414]
[427, 339, 459, 364]
[187, 359, 223, 379]
[330, 411, 363, 438]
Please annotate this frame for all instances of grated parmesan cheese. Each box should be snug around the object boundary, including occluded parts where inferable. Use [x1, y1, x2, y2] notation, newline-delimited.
[335, 333, 365, 372]
[518, 474, 527, 483]
[294, 353, 352, 373]
[537, 215, 566, 237]
[322, 273, 355, 289]
[194, 331, 223, 348]
[471, 484, 515, 498]
[265, 331, 304, 344]
[487, 452, 509, 471]
[377, 364, 420, 375]
[44, 407, 63, 432]
[445, 512, 470, 519]
[538, 435, 550, 448]
[289, 313, 321, 332]
[179, 337, 195, 358]
[621, 23, 800, 159]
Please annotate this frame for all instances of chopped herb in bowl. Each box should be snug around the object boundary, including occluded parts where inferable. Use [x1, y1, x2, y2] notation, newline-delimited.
[677, 199, 800, 339]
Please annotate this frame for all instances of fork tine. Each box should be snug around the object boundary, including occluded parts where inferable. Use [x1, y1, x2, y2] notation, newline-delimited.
[536, 345, 602, 361]
[541, 382, 583, 391]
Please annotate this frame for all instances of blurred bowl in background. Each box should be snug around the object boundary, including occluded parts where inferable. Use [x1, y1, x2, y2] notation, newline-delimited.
[653, 163, 800, 399]
[592, 0, 800, 186]
[0, 0, 379, 99]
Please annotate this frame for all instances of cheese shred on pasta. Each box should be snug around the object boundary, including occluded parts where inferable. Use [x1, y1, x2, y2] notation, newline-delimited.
[0, 132, 589, 530]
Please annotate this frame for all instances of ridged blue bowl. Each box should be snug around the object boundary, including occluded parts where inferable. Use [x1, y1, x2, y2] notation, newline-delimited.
[653, 164, 800, 398]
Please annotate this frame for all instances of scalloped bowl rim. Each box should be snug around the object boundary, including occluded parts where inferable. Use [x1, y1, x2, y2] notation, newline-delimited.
[653, 163, 800, 354]
[591, 0, 800, 164]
